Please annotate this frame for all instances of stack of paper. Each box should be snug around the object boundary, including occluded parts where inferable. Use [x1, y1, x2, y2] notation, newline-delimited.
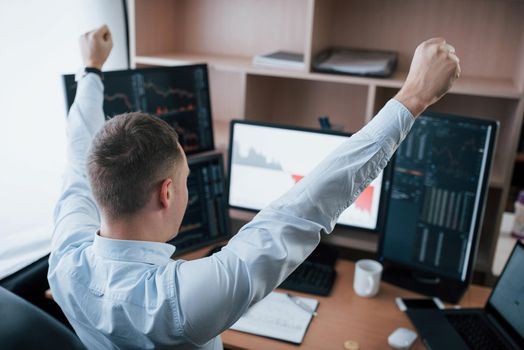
[314, 48, 398, 77]
[230, 291, 318, 344]
[252, 51, 305, 70]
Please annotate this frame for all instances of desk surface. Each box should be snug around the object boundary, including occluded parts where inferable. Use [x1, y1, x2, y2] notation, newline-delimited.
[182, 244, 491, 350]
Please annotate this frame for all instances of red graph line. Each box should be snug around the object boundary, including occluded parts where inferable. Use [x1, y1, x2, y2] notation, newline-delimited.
[183, 144, 201, 153]
[144, 82, 194, 99]
[396, 167, 424, 177]
[354, 185, 374, 213]
[155, 104, 195, 115]
[104, 93, 133, 110]
[291, 174, 304, 183]
[174, 126, 199, 142]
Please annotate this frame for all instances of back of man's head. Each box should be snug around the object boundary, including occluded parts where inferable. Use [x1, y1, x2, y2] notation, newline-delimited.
[87, 112, 181, 220]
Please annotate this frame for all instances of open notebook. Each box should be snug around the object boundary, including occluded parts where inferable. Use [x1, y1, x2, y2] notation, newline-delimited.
[230, 291, 319, 344]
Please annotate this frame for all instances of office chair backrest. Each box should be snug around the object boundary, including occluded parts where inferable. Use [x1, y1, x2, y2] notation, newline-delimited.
[0, 287, 85, 350]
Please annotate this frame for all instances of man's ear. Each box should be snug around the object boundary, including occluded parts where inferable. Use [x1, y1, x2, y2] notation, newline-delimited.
[159, 178, 173, 209]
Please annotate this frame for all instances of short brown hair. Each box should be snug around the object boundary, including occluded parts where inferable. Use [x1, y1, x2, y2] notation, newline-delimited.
[87, 112, 181, 219]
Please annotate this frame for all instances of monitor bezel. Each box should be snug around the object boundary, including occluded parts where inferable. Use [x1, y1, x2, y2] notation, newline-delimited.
[62, 64, 215, 155]
[169, 151, 232, 256]
[227, 119, 394, 233]
[378, 111, 499, 303]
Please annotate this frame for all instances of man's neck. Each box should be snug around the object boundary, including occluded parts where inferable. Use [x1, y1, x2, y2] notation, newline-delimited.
[99, 213, 167, 243]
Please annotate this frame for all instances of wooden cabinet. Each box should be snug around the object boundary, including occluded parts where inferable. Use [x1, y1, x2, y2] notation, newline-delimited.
[128, 0, 524, 279]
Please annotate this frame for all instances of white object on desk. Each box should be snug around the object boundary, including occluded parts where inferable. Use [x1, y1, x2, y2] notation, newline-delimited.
[493, 212, 520, 276]
[388, 327, 417, 349]
[353, 259, 383, 297]
[230, 291, 318, 344]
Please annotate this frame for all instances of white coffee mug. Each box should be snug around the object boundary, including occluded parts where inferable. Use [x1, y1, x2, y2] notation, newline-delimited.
[353, 259, 383, 297]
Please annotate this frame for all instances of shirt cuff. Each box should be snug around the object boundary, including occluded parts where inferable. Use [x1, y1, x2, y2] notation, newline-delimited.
[363, 98, 415, 146]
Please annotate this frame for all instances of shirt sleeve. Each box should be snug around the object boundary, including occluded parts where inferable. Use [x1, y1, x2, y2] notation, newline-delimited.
[50, 74, 105, 258]
[174, 99, 415, 345]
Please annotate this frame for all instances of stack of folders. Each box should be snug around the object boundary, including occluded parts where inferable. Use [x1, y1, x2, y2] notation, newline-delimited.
[252, 51, 305, 70]
[230, 291, 319, 344]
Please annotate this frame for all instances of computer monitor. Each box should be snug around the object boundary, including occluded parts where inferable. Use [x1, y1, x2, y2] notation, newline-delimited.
[63, 64, 214, 155]
[228, 120, 391, 232]
[378, 112, 498, 303]
[169, 152, 231, 255]
[486, 241, 524, 344]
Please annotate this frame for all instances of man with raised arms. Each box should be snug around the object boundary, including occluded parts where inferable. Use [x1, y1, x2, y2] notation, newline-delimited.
[48, 25, 460, 349]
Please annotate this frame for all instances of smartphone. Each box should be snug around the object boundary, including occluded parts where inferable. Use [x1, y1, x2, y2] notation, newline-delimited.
[395, 297, 444, 312]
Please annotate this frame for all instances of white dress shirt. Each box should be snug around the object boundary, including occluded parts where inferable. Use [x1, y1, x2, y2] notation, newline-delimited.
[48, 73, 414, 349]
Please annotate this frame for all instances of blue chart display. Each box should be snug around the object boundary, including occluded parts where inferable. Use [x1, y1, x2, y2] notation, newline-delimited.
[63, 65, 214, 154]
[382, 113, 496, 280]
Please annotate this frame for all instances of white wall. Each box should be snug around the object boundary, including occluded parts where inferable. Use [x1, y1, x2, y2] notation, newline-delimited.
[0, 0, 128, 278]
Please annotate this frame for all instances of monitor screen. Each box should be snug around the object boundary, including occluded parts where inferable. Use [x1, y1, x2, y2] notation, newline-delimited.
[63, 64, 214, 155]
[228, 121, 389, 231]
[487, 241, 524, 342]
[380, 113, 497, 281]
[168, 153, 230, 254]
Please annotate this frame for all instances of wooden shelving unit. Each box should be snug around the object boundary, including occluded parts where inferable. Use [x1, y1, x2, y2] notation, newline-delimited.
[136, 53, 521, 99]
[128, 0, 524, 279]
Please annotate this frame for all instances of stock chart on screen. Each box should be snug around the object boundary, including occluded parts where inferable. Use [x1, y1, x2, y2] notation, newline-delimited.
[381, 113, 497, 280]
[63, 65, 214, 154]
[228, 121, 387, 231]
[169, 153, 230, 254]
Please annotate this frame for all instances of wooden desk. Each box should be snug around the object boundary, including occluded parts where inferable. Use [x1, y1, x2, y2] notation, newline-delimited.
[181, 245, 491, 350]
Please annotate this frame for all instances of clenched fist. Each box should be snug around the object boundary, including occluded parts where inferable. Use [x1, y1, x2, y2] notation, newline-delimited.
[395, 38, 461, 117]
[80, 24, 113, 70]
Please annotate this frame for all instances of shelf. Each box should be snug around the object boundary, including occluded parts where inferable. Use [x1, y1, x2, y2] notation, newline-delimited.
[448, 76, 522, 100]
[212, 119, 230, 150]
[134, 52, 522, 99]
[135, 53, 254, 72]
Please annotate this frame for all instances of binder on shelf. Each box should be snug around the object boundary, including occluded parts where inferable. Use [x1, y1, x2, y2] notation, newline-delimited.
[252, 51, 305, 70]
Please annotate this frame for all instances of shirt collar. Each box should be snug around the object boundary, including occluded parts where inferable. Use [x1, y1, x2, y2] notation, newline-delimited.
[93, 232, 176, 266]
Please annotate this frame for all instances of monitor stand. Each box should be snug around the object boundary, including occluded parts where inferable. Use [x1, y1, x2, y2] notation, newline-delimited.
[412, 272, 441, 285]
[381, 262, 468, 303]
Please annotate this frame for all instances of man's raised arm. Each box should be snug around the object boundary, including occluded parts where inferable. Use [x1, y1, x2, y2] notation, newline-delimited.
[50, 25, 112, 256]
[175, 38, 461, 345]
